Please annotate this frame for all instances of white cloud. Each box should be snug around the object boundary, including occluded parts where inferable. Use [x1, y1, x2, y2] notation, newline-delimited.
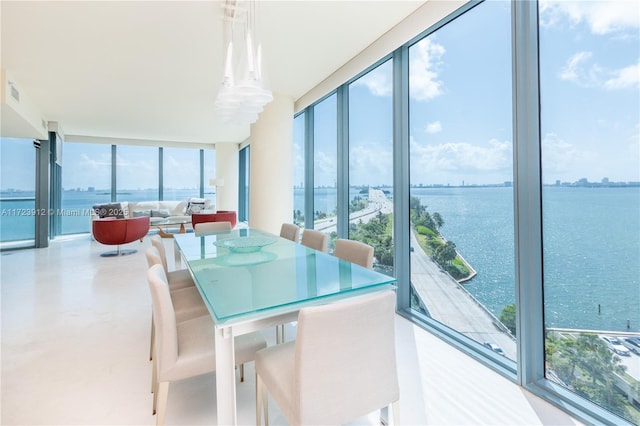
[410, 137, 512, 182]
[409, 37, 446, 101]
[349, 142, 393, 186]
[540, 132, 598, 181]
[353, 68, 392, 97]
[425, 121, 442, 134]
[80, 153, 111, 170]
[560, 52, 639, 90]
[540, 0, 639, 35]
[604, 62, 640, 90]
[314, 150, 337, 187]
[559, 51, 594, 83]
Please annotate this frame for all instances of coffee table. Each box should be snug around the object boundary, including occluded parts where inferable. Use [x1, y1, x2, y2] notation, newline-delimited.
[151, 218, 191, 238]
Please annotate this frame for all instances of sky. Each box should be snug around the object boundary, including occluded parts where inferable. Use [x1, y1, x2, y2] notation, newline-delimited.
[296, 0, 639, 187]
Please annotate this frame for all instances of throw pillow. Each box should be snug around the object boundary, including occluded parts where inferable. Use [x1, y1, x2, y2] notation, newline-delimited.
[150, 209, 170, 218]
[133, 210, 151, 217]
[185, 197, 206, 215]
[93, 203, 125, 219]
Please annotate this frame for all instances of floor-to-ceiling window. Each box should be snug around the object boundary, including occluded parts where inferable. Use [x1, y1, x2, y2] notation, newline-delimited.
[60, 142, 111, 234]
[539, 1, 640, 422]
[115, 145, 159, 202]
[348, 60, 394, 274]
[0, 138, 36, 245]
[408, 0, 515, 361]
[57, 142, 215, 235]
[294, 0, 640, 423]
[162, 147, 200, 201]
[313, 93, 337, 232]
[293, 113, 305, 226]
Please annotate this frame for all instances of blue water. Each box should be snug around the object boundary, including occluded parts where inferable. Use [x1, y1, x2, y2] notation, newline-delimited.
[410, 186, 639, 333]
[2, 186, 638, 332]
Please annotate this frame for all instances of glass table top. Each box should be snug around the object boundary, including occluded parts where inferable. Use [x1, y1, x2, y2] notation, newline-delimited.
[173, 228, 396, 324]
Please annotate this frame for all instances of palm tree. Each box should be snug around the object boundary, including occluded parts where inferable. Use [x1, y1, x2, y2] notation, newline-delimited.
[433, 212, 444, 230]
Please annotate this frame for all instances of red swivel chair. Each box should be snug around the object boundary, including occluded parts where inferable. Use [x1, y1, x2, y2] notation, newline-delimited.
[92, 216, 150, 257]
[191, 211, 237, 229]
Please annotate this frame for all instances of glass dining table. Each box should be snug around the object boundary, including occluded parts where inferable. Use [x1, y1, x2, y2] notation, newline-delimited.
[173, 228, 396, 425]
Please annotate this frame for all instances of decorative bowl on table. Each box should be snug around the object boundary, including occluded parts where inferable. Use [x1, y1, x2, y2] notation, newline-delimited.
[213, 236, 276, 253]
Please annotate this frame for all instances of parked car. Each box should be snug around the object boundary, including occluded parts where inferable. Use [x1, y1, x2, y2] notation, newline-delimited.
[483, 342, 505, 356]
[623, 337, 640, 355]
[601, 336, 631, 356]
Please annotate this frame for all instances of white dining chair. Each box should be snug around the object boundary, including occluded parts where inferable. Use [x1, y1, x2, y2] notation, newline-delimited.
[333, 238, 375, 269]
[147, 264, 267, 426]
[279, 223, 300, 243]
[300, 229, 328, 252]
[150, 235, 193, 291]
[194, 221, 232, 234]
[145, 247, 209, 372]
[255, 290, 400, 426]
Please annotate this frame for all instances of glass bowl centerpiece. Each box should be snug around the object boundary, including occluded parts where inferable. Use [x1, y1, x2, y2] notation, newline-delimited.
[213, 236, 276, 253]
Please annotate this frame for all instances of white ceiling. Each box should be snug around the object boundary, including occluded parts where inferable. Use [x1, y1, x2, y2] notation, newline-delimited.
[1, 1, 426, 145]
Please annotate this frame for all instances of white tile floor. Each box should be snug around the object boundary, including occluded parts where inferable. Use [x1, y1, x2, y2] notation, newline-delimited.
[1, 234, 583, 425]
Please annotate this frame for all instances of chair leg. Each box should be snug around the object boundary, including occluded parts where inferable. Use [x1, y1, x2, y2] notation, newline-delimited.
[149, 316, 155, 361]
[151, 355, 157, 396]
[390, 401, 400, 426]
[155, 381, 169, 426]
[275, 324, 285, 344]
[256, 373, 268, 426]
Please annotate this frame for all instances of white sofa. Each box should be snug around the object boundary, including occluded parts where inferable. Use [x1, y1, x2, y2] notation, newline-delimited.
[92, 198, 214, 225]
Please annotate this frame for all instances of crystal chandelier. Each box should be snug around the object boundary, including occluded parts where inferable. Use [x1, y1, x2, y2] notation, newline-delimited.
[215, 0, 273, 126]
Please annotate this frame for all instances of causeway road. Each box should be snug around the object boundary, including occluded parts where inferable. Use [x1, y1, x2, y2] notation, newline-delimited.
[314, 188, 516, 359]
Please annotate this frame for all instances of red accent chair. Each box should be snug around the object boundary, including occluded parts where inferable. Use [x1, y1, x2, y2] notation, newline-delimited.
[191, 211, 237, 229]
[92, 216, 150, 257]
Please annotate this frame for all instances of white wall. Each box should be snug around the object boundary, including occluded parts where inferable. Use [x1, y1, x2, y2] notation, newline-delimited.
[248, 93, 294, 234]
[215, 142, 239, 211]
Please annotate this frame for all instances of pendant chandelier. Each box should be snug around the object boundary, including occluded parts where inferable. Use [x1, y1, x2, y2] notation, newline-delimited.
[215, 0, 273, 126]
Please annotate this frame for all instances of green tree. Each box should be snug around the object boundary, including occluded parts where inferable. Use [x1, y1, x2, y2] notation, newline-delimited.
[435, 240, 456, 265]
[432, 212, 444, 230]
[546, 333, 630, 419]
[499, 304, 516, 335]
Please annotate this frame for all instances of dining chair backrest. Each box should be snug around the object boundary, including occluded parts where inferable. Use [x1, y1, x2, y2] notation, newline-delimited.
[300, 229, 328, 252]
[145, 246, 164, 270]
[147, 264, 179, 372]
[279, 223, 300, 243]
[294, 290, 399, 424]
[150, 235, 169, 273]
[333, 238, 374, 269]
[194, 221, 232, 233]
